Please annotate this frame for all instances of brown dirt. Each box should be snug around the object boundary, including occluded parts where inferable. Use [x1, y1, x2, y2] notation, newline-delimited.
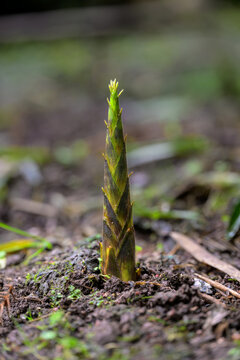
[1, 89, 240, 360]
[1, 229, 240, 360]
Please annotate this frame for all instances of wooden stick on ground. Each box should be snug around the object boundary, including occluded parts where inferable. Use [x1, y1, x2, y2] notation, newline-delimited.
[195, 273, 240, 300]
[198, 292, 227, 308]
[171, 232, 240, 283]
[10, 198, 57, 217]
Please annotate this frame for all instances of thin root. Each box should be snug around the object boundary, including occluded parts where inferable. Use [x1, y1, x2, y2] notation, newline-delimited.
[0, 284, 14, 325]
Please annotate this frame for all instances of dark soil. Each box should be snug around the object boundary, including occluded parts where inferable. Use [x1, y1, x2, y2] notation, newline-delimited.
[1, 98, 240, 359]
[1, 97, 240, 359]
[1, 229, 240, 360]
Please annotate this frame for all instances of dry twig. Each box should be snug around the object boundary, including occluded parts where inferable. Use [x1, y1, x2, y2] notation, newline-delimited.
[195, 273, 240, 300]
[10, 198, 57, 217]
[171, 232, 240, 282]
[198, 292, 227, 308]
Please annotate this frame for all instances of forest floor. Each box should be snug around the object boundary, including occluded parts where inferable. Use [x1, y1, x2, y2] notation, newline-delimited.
[1, 3, 240, 359]
[1, 97, 240, 360]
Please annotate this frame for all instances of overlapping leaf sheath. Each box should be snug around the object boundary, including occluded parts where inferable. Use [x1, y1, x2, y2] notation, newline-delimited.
[101, 80, 135, 281]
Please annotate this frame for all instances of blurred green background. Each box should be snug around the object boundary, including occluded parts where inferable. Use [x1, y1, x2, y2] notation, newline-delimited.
[0, 0, 240, 146]
[1, 0, 240, 229]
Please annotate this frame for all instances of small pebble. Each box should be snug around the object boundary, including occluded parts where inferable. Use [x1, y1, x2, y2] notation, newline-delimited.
[193, 278, 213, 294]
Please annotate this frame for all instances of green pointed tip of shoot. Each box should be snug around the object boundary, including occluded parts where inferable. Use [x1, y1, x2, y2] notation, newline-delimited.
[102, 80, 136, 281]
[109, 79, 119, 93]
[109, 79, 123, 98]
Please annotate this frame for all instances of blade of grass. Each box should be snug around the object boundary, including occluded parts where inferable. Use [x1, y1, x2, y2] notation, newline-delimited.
[0, 222, 52, 264]
[134, 204, 201, 222]
[227, 199, 240, 241]
[0, 239, 42, 253]
[0, 222, 45, 241]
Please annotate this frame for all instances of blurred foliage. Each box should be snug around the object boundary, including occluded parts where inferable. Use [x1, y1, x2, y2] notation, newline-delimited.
[0, 146, 50, 164]
[227, 200, 240, 241]
[134, 204, 201, 222]
[128, 136, 208, 167]
[54, 140, 88, 166]
[0, 20, 240, 113]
